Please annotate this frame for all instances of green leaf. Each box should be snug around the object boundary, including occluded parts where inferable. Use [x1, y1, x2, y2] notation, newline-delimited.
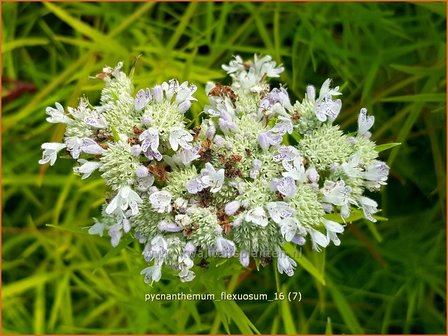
[283, 244, 326, 285]
[327, 279, 364, 334]
[375, 142, 401, 152]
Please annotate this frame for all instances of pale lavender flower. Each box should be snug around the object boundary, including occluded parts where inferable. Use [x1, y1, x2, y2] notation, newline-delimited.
[152, 85, 163, 102]
[134, 88, 152, 111]
[271, 177, 297, 198]
[88, 221, 105, 237]
[357, 107, 375, 139]
[139, 128, 159, 152]
[46, 102, 72, 124]
[80, 138, 105, 155]
[185, 178, 206, 194]
[266, 202, 295, 224]
[250, 159, 262, 179]
[273, 146, 301, 163]
[322, 218, 344, 246]
[245, 206, 268, 227]
[272, 116, 293, 135]
[65, 137, 83, 159]
[169, 127, 193, 151]
[321, 180, 352, 206]
[240, 250, 250, 267]
[218, 118, 238, 133]
[225, 201, 240, 216]
[143, 235, 168, 263]
[73, 159, 102, 179]
[214, 135, 225, 146]
[130, 144, 142, 156]
[158, 220, 182, 232]
[173, 145, 201, 165]
[149, 190, 172, 213]
[200, 163, 225, 193]
[215, 237, 236, 258]
[306, 166, 319, 183]
[278, 217, 299, 242]
[358, 196, 378, 222]
[38, 143, 66, 166]
[184, 242, 196, 257]
[282, 158, 306, 182]
[308, 228, 329, 252]
[362, 160, 389, 186]
[276, 247, 297, 276]
[141, 115, 152, 125]
[108, 223, 123, 247]
[258, 131, 282, 150]
[315, 96, 342, 122]
[135, 165, 149, 178]
[141, 265, 162, 283]
[106, 185, 143, 216]
[144, 148, 162, 161]
[291, 234, 306, 246]
[178, 100, 192, 113]
[84, 112, 108, 129]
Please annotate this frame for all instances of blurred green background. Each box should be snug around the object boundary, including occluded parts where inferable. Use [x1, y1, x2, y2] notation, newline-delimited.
[2, 1, 446, 334]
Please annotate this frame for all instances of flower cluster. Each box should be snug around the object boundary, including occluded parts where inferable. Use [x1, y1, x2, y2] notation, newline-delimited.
[40, 55, 389, 283]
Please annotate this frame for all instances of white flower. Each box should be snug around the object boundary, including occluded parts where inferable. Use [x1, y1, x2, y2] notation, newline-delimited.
[340, 155, 362, 178]
[278, 217, 300, 242]
[282, 157, 306, 182]
[149, 190, 172, 213]
[134, 88, 152, 111]
[266, 202, 295, 224]
[88, 221, 105, 237]
[169, 127, 193, 151]
[215, 237, 236, 258]
[46, 102, 72, 124]
[178, 254, 195, 282]
[106, 185, 143, 216]
[139, 128, 159, 152]
[321, 180, 352, 206]
[357, 107, 375, 139]
[65, 137, 83, 159]
[276, 247, 297, 277]
[322, 218, 344, 246]
[308, 228, 329, 252]
[271, 177, 297, 198]
[38, 143, 66, 166]
[158, 220, 182, 232]
[273, 146, 301, 163]
[84, 112, 108, 129]
[108, 223, 122, 247]
[143, 235, 168, 263]
[141, 265, 162, 283]
[240, 250, 250, 267]
[73, 159, 102, 179]
[250, 159, 262, 179]
[200, 163, 225, 193]
[362, 160, 389, 189]
[358, 196, 378, 222]
[245, 207, 268, 227]
[80, 138, 105, 155]
[313, 79, 343, 122]
[225, 201, 240, 216]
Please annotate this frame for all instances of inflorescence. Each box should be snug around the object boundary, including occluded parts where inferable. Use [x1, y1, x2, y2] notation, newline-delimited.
[40, 55, 389, 283]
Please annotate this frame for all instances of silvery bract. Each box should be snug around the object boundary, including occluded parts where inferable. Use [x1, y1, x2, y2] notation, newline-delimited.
[39, 55, 389, 283]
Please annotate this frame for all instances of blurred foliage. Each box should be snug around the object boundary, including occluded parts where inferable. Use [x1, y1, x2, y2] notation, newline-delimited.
[2, 2, 446, 334]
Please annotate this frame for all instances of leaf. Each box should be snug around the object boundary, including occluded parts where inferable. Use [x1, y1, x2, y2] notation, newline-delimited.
[282, 243, 326, 285]
[375, 142, 401, 152]
[327, 279, 364, 334]
[43, 2, 127, 55]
